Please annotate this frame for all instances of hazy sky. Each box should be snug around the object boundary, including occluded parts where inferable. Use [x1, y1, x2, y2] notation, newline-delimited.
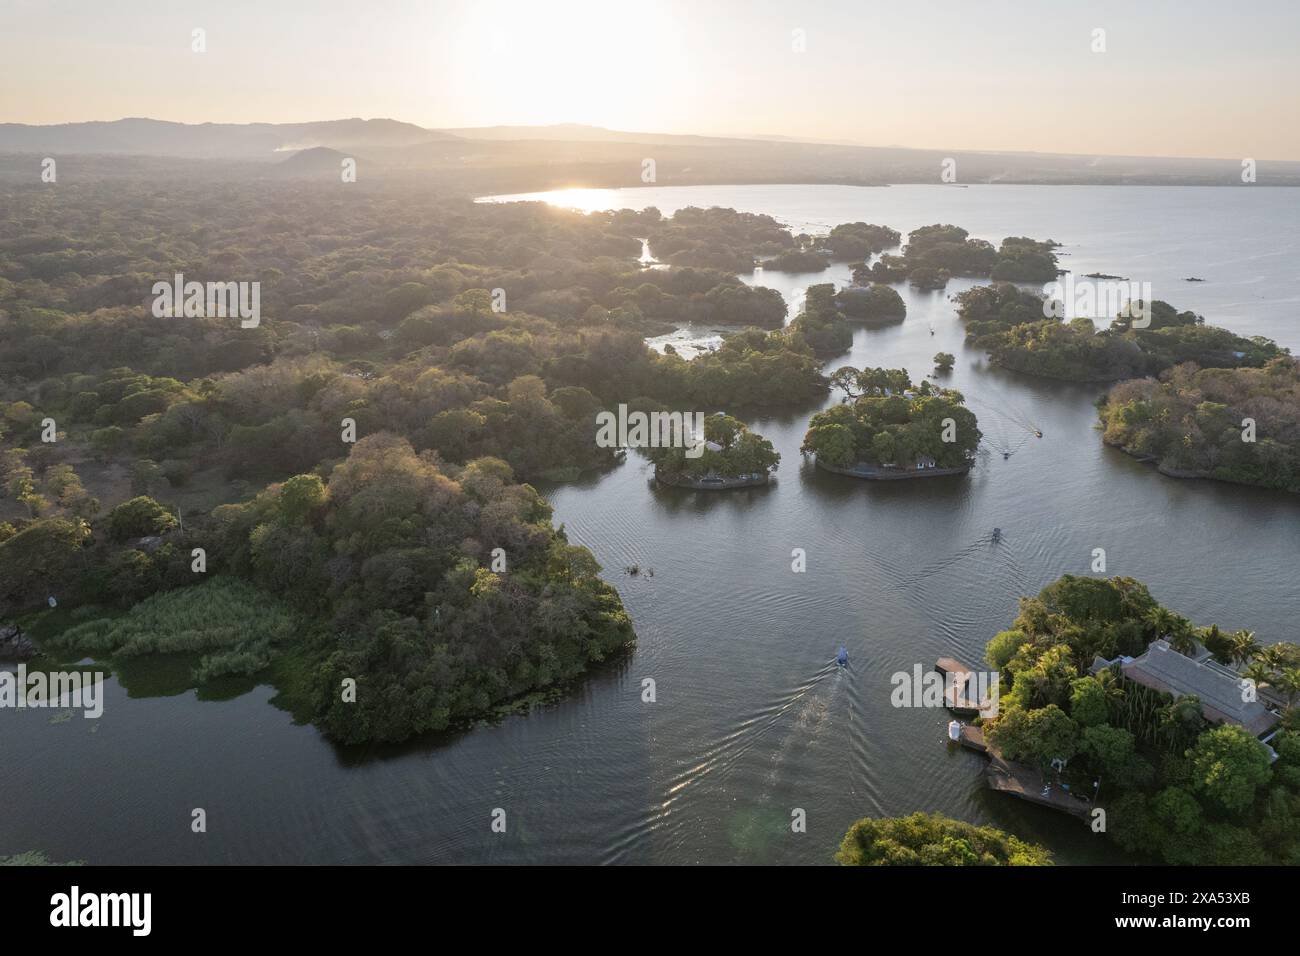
[3, 0, 1298, 159]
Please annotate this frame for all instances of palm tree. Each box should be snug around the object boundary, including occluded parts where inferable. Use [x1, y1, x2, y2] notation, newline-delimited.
[1274, 668, 1300, 712]
[1158, 695, 1204, 753]
[1228, 629, 1261, 667]
[1242, 661, 1274, 696]
[1144, 606, 1177, 642]
[1093, 666, 1127, 722]
[1166, 615, 1197, 656]
[1199, 623, 1226, 662]
[1258, 644, 1289, 673]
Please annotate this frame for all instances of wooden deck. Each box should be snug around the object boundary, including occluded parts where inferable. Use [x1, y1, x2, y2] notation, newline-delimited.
[985, 754, 1092, 819]
[934, 657, 968, 677]
[935, 657, 989, 715]
[941, 657, 1094, 821]
[955, 724, 986, 753]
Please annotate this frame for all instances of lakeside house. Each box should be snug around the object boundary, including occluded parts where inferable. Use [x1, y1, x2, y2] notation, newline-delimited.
[1091, 639, 1281, 751]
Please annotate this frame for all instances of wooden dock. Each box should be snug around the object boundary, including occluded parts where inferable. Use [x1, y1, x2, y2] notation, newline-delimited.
[955, 724, 986, 753]
[985, 754, 1092, 819]
[935, 657, 989, 715]
[948, 718, 1093, 821]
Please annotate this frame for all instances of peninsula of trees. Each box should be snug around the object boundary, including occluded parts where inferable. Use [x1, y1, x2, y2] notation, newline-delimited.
[1099, 357, 1300, 492]
[956, 284, 1288, 383]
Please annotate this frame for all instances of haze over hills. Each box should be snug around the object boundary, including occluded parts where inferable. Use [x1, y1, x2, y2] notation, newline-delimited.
[3, 117, 1300, 189]
[0, 117, 452, 159]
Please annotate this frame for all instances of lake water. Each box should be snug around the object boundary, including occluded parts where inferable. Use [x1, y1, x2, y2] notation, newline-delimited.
[5, 184, 1299, 865]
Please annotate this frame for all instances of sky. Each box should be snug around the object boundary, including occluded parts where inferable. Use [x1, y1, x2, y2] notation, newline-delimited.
[2, 0, 1298, 160]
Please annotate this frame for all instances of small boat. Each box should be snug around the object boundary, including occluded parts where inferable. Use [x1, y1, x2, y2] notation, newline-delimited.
[1034, 430, 1043, 438]
[992, 527, 1003, 541]
[1002, 451, 1011, 460]
[836, 647, 849, 668]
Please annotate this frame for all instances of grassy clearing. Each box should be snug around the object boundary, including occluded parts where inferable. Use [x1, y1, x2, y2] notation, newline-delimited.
[43, 577, 303, 685]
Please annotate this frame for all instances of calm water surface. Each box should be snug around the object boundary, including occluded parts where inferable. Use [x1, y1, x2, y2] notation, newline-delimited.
[4, 185, 1299, 864]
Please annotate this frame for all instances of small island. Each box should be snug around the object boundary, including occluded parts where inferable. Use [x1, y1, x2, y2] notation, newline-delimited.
[801, 367, 981, 477]
[834, 282, 907, 322]
[646, 413, 779, 489]
[860, 224, 1060, 289]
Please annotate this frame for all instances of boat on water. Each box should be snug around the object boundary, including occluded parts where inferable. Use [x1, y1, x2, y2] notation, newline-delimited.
[836, 647, 849, 667]
[992, 527, 1003, 541]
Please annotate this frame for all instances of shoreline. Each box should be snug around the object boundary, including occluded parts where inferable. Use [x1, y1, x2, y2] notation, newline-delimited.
[654, 470, 772, 490]
[1105, 439, 1298, 494]
[814, 458, 972, 480]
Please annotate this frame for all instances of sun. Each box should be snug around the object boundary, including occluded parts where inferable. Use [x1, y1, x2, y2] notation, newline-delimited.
[445, 0, 690, 130]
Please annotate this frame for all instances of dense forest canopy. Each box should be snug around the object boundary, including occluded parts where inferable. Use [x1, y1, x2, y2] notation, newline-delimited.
[1100, 357, 1300, 492]
[0, 181, 849, 743]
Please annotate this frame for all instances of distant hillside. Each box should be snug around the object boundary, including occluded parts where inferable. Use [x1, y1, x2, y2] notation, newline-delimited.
[273, 146, 371, 178]
[4, 117, 1300, 187]
[0, 117, 455, 159]
[440, 123, 747, 147]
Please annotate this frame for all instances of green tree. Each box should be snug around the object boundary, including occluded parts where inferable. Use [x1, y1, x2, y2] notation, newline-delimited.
[1069, 676, 1110, 727]
[986, 629, 1030, 671]
[1188, 725, 1272, 814]
[835, 812, 1051, 866]
[1228, 629, 1261, 667]
[105, 496, 178, 542]
[987, 703, 1079, 770]
[1081, 723, 1135, 776]
[277, 474, 327, 525]
[801, 422, 855, 467]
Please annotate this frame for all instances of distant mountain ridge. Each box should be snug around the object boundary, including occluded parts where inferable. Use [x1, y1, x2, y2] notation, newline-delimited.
[3, 117, 1299, 187]
[0, 117, 455, 159]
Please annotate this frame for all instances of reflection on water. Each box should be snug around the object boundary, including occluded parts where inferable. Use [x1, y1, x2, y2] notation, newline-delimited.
[5, 184, 1299, 865]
